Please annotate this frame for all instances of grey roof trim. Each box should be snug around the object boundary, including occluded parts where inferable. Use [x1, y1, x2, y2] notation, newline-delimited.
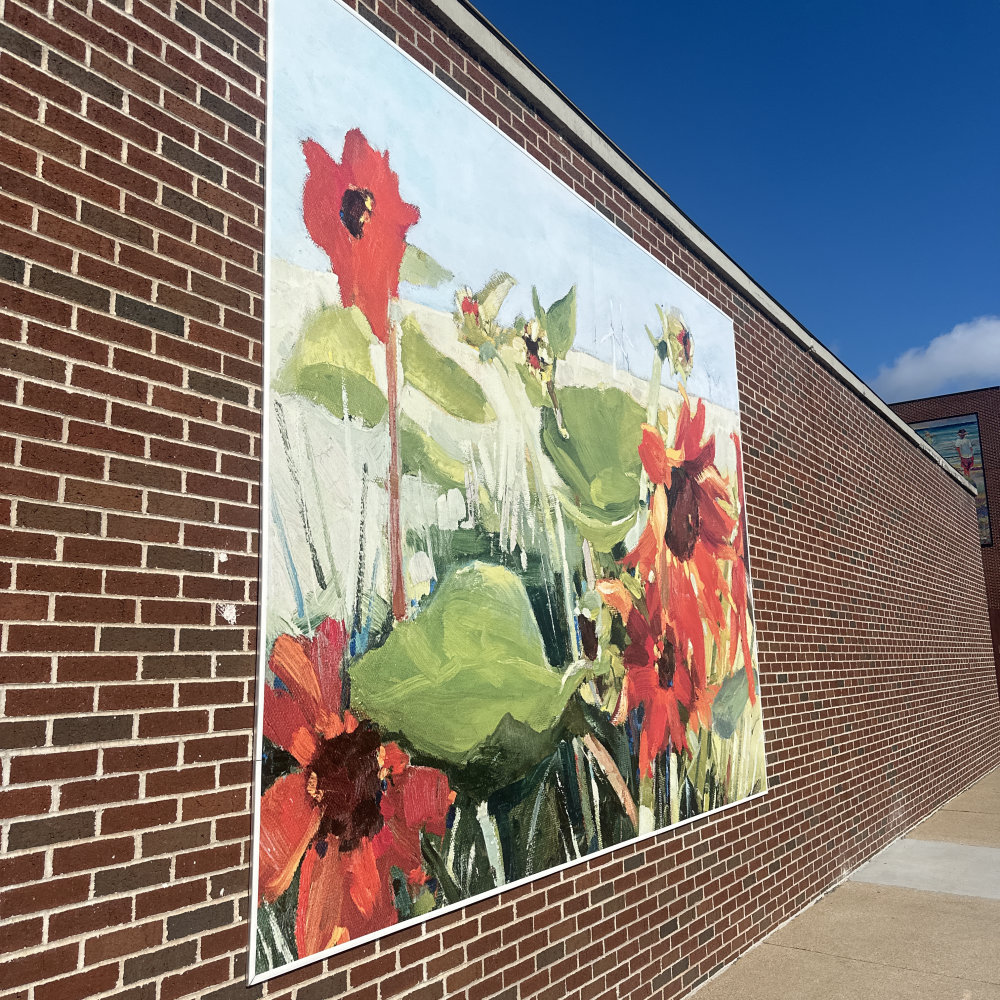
[412, 0, 976, 498]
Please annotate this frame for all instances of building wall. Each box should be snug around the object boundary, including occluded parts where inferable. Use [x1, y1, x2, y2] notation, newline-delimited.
[1, 3, 998, 1000]
[892, 386, 1000, 691]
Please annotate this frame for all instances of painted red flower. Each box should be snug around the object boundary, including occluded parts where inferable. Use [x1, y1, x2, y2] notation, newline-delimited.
[729, 431, 756, 703]
[598, 577, 717, 777]
[460, 296, 480, 323]
[258, 618, 453, 957]
[302, 130, 420, 344]
[626, 390, 737, 689]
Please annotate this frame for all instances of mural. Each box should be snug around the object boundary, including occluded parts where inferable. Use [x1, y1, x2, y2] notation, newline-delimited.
[252, 0, 768, 979]
[911, 414, 992, 545]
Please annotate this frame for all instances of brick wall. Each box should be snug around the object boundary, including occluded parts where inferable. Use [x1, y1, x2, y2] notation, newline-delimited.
[1, 3, 998, 1000]
[891, 386, 1000, 692]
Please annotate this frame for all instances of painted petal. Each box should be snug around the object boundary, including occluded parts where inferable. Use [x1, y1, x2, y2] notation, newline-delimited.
[377, 767, 453, 889]
[597, 578, 633, 620]
[728, 557, 747, 670]
[373, 800, 422, 891]
[348, 837, 398, 935]
[663, 692, 687, 752]
[263, 685, 319, 765]
[669, 559, 706, 690]
[296, 838, 347, 957]
[258, 772, 320, 903]
[622, 610, 654, 671]
[398, 766, 453, 837]
[673, 660, 694, 709]
[638, 423, 670, 484]
[692, 543, 726, 643]
[649, 484, 669, 547]
[268, 634, 323, 726]
[688, 396, 707, 452]
[639, 691, 669, 774]
[308, 618, 348, 719]
[625, 486, 667, 579]
[687, 435, 716, 475]
[380, 741, 409, 779]
[696, 478, 736, 551]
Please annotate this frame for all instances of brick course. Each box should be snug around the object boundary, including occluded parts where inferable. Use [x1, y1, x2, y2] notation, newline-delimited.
[1, 2, 998, 1000]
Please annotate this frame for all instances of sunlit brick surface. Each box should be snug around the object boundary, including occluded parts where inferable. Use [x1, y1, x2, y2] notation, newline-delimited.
[892, 386, 1000, 691]
[1, 2, 998, 999]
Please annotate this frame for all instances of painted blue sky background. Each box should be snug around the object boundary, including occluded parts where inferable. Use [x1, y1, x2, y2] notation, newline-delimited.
[271, 0, 747, 413]
[469, 0, 1000, 403]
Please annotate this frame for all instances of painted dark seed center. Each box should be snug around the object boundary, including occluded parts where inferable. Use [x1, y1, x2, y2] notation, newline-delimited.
[665, 466, 700, 561]
[680, 330, 693, 363]
[657, 641, 677, 689]
[340, 186, 375, 239]
[308, 722, 383, 851]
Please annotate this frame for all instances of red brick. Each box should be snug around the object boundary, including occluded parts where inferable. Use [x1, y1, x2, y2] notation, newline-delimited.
[9, 749, 98, 784]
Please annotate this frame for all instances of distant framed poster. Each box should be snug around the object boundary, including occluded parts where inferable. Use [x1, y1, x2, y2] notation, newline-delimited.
[251, 0, 768, 982]
[911, 413, 992, 545]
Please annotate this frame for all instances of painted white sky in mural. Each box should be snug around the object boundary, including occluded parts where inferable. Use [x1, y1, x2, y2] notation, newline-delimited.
[269, 0, 740, 411]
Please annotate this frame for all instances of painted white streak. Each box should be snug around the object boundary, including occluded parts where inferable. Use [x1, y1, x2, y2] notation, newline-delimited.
[476, 802, 506, 887]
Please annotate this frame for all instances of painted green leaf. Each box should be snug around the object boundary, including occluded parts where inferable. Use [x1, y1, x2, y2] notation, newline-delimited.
[276, 306, 387, 427]
[553, 488, 638, 553]
[531, 286, 545, 327]
[400, 315, 496, 423]
[544, 285, 576, 359]
[711, 669, 757, 739]
[476, 271, 516, 324]
[541, 386, 644, 549]
[399, 415, 467, 489]
[532, 285, 577, 359]
[399, 244, 454, 288]
[349, 562, 582, 764]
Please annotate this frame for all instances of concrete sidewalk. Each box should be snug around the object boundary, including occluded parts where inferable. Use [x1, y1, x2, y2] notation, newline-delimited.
[693, 765, 1000, 999]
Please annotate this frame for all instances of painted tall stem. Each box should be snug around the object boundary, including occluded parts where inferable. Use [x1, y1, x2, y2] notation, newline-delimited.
[386, 320, 406, 621]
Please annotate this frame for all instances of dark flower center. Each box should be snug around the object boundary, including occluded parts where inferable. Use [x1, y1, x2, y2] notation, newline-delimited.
[665, 466, 700, 561]
[656, 640, 676, 689]
[307, 721, 383, 851]
[340, 186, 375, 239]
[679, 330, 693, 364]
[577, 613, 598, 660]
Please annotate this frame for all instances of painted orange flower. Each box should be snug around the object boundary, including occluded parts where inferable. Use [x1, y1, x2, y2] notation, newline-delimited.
[729, 431, 756, 703]
[598, 577, 717, 776]
[302, 130, 420, 344]
[626, 390, 736, 689]
[258, 618, 453, 957]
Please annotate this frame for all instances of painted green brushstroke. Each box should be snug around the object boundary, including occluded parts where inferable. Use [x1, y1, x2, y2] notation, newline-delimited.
[531, 284, 577, 359]
[399, 415, 467, 489]
[349, 562, 582, 763]
[541, 385, 644, 549]
[276, 305, 387, 427]
[400, 315, 496, 423]
[399, 243, 454, 288]
[711, 668, 759, 739]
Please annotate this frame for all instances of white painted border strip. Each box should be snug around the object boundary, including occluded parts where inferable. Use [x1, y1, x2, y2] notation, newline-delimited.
[412, 0, 976, 499]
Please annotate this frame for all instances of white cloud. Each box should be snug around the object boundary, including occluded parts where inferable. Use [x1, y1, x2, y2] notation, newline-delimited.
[872, 316, 1000, 402]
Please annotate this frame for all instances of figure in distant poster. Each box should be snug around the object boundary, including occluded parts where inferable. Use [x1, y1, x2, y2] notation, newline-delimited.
[911, 414, 992, 545]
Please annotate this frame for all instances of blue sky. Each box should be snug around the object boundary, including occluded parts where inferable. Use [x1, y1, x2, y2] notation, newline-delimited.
[270, 0, 743, 411]
[469, 0, 1000, 402]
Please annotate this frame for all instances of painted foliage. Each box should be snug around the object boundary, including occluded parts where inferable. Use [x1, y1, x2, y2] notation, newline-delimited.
[252, 0, 768, 979]
[911, 414, 992, 545]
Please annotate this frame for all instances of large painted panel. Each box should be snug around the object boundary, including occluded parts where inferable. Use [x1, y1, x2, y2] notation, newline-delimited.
[911, 413, 992, 545]
[252, 0, 768, 980]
